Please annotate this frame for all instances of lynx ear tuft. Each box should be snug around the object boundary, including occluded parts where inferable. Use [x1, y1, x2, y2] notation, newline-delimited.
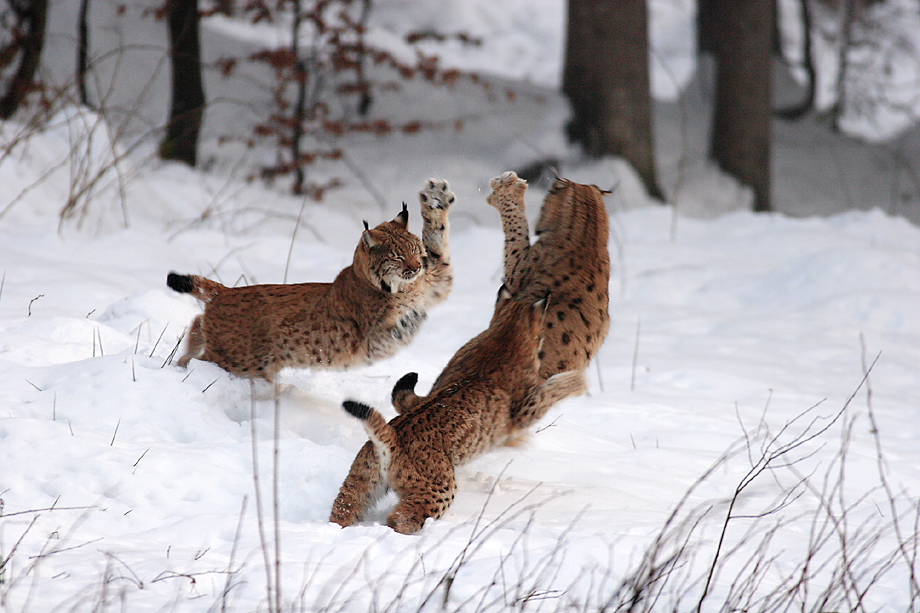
[393, 203, 409, 227]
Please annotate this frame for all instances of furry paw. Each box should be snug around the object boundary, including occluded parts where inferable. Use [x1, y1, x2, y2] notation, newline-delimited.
[487, 171, 527, 209]
[387, 507, 426, 535]
[419, 178, 455, 211]
[546, 370, 588, 399]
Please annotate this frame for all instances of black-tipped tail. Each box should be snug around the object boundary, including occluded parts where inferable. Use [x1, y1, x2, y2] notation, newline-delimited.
[392, 372, 418, 396]
[343, 400, 373, 420]
[167, 272, 194, 294]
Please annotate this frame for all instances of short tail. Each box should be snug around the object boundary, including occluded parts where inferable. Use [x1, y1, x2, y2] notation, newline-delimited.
[391, 372, 421, 414]
[167, 272, 225, 303]
[343, 400, 374, 420]
[343, 400, 399, 465]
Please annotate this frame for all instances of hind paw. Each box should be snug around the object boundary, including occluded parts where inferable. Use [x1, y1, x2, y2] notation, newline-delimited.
[419, 178, 455, 212]
[386, 508, 426, 535]
[487, 171, 527, 209]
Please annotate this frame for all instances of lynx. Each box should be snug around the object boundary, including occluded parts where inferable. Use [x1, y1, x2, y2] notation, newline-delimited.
[487, 171, 610, 381]
[329, 286, 585, 534]
[166, 179, 454, 381]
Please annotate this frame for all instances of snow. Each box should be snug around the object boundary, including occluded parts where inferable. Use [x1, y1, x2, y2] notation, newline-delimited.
[1, 0, 920, 611]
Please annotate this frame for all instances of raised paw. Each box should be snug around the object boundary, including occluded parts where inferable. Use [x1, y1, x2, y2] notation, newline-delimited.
[419, 178, 455, 211]
[486, 171, 527, 209]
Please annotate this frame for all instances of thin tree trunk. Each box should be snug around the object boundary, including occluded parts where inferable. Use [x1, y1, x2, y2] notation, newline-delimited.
[709, 0, 773, 212]
[831, 0, 856, 131]
[0, 0, 48, 120]
[776, 0, 817, 119]
[77, 0, 91, 108]
[291, 0, 306, 194]
[160, 0, 205, 167]
[697, 0, 717, 55]
[563, 0, 663, 200]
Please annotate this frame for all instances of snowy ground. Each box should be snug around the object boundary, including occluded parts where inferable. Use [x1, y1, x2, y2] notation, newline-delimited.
[1, 1, 920, 611]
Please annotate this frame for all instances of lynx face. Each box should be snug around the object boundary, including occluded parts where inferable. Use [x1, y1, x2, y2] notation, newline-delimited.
[356, 209, 426, 295]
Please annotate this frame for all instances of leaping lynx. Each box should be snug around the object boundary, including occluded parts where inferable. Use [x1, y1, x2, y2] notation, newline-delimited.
[166, 179, 454, 380]
[330, 286, 585, 534]
[487, 172, 610, 381]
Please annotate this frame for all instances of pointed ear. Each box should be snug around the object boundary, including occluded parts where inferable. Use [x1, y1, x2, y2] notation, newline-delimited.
[362, 228, 380, 249]
[495, 284, 512, 304]
[392, 203, 409, 228]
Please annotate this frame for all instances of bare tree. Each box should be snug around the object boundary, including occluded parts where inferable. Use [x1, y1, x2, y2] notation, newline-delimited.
[77, 0, 91, 108]
[159, 0, 205, 167]
[0, 0, 48, 120]
[706, 0, 774, 212]
[776, 0, 817, 119]
[562, 0, 663, 200]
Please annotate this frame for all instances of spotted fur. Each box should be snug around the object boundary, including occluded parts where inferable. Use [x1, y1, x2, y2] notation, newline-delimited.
[487, 171, 610, 381]
[330, 287, 585, 534]
[167, 179, 455, 380]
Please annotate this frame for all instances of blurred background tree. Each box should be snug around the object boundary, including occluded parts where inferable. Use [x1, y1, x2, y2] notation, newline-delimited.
[0, 0, 47, 120]
[700, 0, 774, 212]
[159, 0, 205, 167]
[563, 0, 664, 200]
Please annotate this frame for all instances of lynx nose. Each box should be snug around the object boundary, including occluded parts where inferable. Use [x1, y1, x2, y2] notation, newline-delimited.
[403, 261, 421, 279]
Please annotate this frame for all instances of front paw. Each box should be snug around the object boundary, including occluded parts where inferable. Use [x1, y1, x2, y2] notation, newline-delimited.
[419, 178, 455, 212]
[486, 171, 527, 209]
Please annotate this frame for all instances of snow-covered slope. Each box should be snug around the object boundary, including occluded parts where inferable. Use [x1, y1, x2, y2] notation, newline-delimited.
[1, 0, 919, 610]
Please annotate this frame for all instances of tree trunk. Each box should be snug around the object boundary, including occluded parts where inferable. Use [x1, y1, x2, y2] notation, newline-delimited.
[160, 0, 205, 167]
[0, 0, 48, 120]
[77, 0, 91, 108]
[697, 0, 717, 55]
[830, 0, 856, 132]
[563, 0, 663, 200]
[709, 0, 773, 212]
[291, 0, 306, 194]
[776, 0, 817, 120]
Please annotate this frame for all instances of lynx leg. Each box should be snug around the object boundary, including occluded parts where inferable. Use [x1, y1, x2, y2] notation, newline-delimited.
[387, 467, 457, 535]
[330, 442, 388, 528]
[511, 370, 586, 430]
[487, 171, 532, 294]
[177, 315, 205, 368]
[418, 179, 454, 306]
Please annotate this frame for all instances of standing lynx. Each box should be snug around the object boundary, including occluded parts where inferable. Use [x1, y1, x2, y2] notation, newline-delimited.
[330, 286, 585, 534]
[166, 179, 454, 381]
[487, 172, 610, 381]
